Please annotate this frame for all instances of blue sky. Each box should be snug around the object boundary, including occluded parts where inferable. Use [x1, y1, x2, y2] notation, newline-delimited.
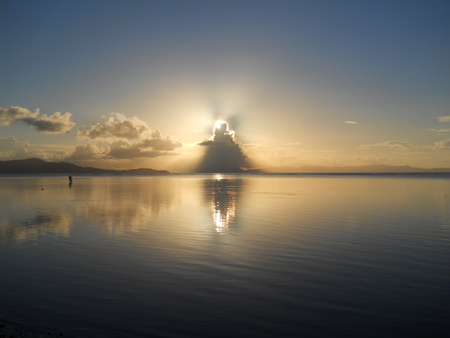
[1, 0, 450, 171]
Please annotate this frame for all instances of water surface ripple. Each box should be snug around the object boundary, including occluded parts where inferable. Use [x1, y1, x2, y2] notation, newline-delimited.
[0, 174, 449, 337]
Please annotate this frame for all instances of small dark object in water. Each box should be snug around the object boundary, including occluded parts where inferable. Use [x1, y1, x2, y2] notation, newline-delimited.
[41, 188, 44, 190]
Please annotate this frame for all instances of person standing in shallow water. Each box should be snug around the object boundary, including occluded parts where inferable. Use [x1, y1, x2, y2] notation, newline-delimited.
[69, 175, 72, 184]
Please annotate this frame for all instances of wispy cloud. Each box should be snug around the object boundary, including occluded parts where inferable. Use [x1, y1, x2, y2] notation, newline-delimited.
[437, 116, 450, 122]
[433, 138, 450, 150]
[0, 106, 75, 133]
[344, 121, 357, 124]
[360, 141, 413, 149]
[427, 128, 450, 133]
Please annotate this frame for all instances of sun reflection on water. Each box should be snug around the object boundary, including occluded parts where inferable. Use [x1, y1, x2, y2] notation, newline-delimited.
[205, 178, 243, 234]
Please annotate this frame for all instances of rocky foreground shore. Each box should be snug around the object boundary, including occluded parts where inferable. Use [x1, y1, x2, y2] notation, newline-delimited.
[0, 322, 65, 338]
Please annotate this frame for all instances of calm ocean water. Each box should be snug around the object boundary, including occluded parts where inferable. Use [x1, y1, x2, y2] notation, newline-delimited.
[0, 174, 449, 337]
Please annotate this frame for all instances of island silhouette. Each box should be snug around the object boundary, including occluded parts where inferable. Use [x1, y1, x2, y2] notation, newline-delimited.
[0, 158, 169, 174]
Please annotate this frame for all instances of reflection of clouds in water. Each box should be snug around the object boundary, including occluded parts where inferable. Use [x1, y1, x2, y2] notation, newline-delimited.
[75, 178, 174, 235]
[0, 211, 73, 242]
[436, 194, 450, 230]
[0, 177, 176, 240]
[204, 178, 245, 234]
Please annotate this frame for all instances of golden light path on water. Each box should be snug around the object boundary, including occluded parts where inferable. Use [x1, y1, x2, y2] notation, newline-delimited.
[210, 174, 237, 234]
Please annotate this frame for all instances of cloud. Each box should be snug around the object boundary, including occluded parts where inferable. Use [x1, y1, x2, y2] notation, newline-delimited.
[197, 121, 252, 172]
[108, 143, 167, 158]
[0, 106, 39, 125]
[437, 116, 450, 122]
[0, 136, 30, 159]
[139, 129, 182, 151]
[433, 138, 450, 150]
[0, 136, 68, 160]
[199, 121, 236, 146]
[30, 112, 75, 133]
[67, 144, 105, 160]
[107, 141, 168, 159]
[353, 156, 387, 163]
[344, 121, 357, 124]
[68, 129, 182, 161]
[107, 131, 182, 159]
[375, 141, 413, 149]
[361, 141, 413, 149]
[77, 113, 149, 140]
[0, 106, 75, 133]
[71, 113, 182, 161]
[427, 128, 450, 133]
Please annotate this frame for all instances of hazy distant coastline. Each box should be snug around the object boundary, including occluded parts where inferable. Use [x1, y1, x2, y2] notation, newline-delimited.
[2, 158, 450, 174]
[0, 158, 169, 174]
[266, 164, 450, 173]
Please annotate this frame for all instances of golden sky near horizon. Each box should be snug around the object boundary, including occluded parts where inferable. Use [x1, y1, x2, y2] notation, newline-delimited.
[1, 1, 450, 172]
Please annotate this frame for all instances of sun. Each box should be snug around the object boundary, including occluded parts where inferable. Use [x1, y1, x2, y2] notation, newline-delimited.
[214, 120, 228, 130]
[214, 120, 235, 137]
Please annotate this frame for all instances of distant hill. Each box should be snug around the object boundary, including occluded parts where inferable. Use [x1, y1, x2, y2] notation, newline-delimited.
[266, 164, 450, 173]
[0, 158, 169, 174]
[3, 159, 449, 175]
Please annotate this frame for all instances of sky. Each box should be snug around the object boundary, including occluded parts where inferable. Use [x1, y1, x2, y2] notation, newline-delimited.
[1, 0, 450, 172]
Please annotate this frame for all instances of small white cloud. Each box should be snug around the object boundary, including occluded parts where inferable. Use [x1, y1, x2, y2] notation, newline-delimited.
[344, 121, 357, 124]
[438, 116, 450, 122]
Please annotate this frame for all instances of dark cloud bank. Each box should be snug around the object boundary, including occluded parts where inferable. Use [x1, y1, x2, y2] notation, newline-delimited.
[196, 121, 258, 173]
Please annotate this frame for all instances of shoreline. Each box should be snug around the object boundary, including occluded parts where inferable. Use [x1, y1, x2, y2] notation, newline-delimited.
[0, 320, 65, 338]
